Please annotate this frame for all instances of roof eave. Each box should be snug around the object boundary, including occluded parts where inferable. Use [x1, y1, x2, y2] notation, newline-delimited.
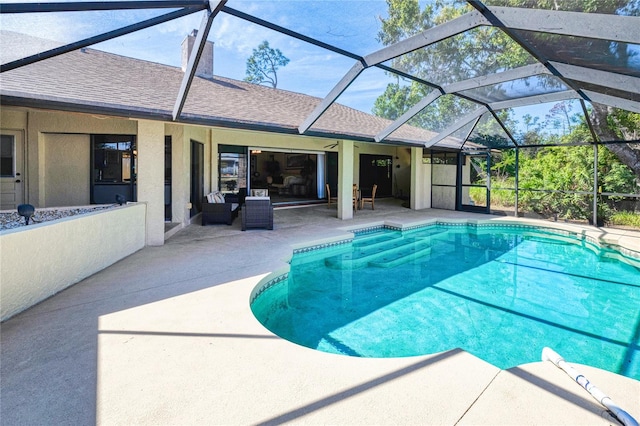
[1, 91, 426, 147]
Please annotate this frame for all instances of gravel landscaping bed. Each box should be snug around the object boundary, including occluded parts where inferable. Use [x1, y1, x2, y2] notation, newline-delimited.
[0, 205, 116, 231]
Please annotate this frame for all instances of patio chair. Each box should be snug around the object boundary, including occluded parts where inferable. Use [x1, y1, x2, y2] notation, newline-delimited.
[241, 196, 274, 231]
[360, 184, 377, 210]
[353, 184, 359, 212]
[326, 183, 338, 207]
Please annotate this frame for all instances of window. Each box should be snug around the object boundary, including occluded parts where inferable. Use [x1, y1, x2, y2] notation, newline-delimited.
[423, 150, 458, 164]
[218, 145, 247, 193]
[91, 135, 136, 204]
[93, 138, 136, 183]
[0, 135, 15, 177]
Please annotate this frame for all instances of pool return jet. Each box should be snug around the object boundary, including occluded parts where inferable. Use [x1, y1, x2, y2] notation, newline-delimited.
[542, 347, 638, 426]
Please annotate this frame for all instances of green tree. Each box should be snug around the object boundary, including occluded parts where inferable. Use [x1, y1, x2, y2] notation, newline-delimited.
[244, 41, 290, 88]
[374, 0, 640, 178]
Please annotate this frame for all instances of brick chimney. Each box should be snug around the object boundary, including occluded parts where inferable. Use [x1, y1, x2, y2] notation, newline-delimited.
[181, 29, 214, 79]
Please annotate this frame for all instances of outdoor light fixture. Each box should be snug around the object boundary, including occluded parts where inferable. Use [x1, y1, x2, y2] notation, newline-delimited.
[17, 204, 35, 225]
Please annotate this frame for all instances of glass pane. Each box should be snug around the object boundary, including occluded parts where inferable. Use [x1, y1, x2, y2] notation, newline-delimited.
[387, 94, 478, 146]
[462, 186, 487, 208]
[226, 0, 470, 58]
[512, 30, 640, 78]
[384, 26, 536, 86]
[489, 149, 516, 215]
[449, 121, 476, 150]
[219, 152, 247, 193]
[226, 0, 387, 57]
[519, 190, 593, 224]
[517, 145, 595, 223]
[590, 107, 640, 142]
[490, 189, 516, 216]
[209, 11, 358, 97]
[502, 99, 591, 145]
[0, 135, 15, 177]
[314, 67, 408, 125]
[0, 9, 176, 63]
[467, 113, 514, 149]
[460, 75, 569, 104]
[601, 195, 640, 230]
[93, 136, 135, 183]
[519, 145, 594, 192]
[598, 143, 640, 229]
[483, 1, 639, 16]
[597, 143, 640, 196]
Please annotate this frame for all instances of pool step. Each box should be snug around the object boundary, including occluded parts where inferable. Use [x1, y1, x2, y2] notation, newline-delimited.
[404, 227, 449, 239]
[368, 244, 432, 268]
[353, 232, 400, 247]
[325, 237, 433, 269]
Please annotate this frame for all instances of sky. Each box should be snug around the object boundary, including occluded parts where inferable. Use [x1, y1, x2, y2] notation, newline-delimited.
[0, 0, 397, 114]
[1, 0, 627, 141]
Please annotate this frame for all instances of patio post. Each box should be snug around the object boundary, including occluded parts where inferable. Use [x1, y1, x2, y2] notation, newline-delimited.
[337, 139, 354, 219]
[410, 147, 430, 210]
[137, 119, 166, 245]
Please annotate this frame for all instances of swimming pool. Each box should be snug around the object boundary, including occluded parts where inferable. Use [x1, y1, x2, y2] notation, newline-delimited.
[251, 222, 640, 379]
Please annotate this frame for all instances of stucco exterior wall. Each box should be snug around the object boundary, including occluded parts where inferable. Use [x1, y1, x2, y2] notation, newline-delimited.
[137, 120, 165, 246]
[165, 123, 189, 226]
[393, 147, 412, 199]
[1, 107, 136, 208]
[0, 203, 146, 321]
[44, 133, 90, 207]
[411, 147, 431, 210]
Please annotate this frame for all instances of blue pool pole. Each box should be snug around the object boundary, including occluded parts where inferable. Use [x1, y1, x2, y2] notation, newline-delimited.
[542, 347, 638, 426]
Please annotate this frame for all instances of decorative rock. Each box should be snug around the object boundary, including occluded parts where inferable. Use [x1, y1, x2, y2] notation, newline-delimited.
[1, 205, 115, 231]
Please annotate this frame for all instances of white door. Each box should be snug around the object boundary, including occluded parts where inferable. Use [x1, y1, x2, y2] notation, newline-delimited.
[0, 131, 24, 210]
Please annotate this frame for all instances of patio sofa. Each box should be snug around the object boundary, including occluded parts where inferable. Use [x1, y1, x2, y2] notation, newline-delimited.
[202, 191, 239, 225]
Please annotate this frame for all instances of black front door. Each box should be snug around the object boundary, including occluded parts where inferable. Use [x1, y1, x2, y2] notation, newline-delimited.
[359, 154, 392, 198]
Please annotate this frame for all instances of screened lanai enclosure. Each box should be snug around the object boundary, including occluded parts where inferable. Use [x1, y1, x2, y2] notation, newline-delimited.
[2, 0, 639, 227]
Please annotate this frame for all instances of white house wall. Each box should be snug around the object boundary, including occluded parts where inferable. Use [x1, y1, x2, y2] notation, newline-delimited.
[29, 109, 136, 207]
[137, 120, 165, 246]
[165, 123, 189, 227]
[43, 133, 90, 207]
[411, 147, 431, 210]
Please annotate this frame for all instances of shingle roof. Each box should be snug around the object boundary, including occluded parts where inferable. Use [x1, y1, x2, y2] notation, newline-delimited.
[1, 30, 458, 147]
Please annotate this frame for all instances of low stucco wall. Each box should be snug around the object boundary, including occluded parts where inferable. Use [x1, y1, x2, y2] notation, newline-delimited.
[0, 203, 146, 321]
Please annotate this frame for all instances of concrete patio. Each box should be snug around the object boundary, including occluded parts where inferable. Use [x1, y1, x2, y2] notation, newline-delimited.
[1, 199, 638, 425]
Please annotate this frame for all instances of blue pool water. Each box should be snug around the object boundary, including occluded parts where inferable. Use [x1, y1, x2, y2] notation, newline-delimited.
[251, 224, 640, 379]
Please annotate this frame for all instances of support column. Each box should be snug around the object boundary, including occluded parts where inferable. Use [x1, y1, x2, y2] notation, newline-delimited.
[515, 148, 519, 217]
[593, 144, 599, 226]
[410, 147, 430, 210]
[137, 120, 165, 246]
[338, 140, 354, 220]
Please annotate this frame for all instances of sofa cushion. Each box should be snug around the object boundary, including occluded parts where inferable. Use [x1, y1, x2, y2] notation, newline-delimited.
[207, 191, 226, 203]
